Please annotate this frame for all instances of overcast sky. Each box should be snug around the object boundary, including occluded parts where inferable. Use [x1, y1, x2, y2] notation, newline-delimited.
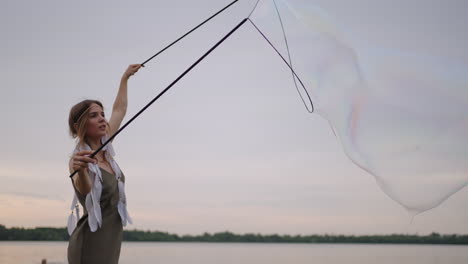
[0, 0, 467, 235]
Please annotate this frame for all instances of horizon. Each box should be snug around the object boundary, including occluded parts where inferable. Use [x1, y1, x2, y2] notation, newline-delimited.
[1, 223, 467, 237]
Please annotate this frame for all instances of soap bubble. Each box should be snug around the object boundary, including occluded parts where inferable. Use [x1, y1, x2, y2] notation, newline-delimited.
[248, 0, 468, 214]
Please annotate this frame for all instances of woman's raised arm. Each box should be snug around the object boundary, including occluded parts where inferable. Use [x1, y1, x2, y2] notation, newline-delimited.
[108, 64, 143, 137]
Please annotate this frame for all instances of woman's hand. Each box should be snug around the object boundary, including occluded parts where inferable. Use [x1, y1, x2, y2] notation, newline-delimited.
[122, 64, 144, 81]
[71, 150, 97, 172]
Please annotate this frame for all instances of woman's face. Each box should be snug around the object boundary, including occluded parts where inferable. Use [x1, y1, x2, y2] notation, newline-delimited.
[85, 103, 107, 139]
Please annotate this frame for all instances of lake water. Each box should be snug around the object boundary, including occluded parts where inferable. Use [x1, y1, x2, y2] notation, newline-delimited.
[1, 241, 468, 264]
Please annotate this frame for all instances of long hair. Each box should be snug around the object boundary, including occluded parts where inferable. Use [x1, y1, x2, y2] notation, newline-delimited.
[68, 99, 108, 146]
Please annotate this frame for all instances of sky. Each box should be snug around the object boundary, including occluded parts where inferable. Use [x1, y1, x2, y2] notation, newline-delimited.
[0, 0, 467, 235]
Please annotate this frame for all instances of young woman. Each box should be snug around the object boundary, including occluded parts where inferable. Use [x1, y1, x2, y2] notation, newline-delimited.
[67, 64, 143, 264]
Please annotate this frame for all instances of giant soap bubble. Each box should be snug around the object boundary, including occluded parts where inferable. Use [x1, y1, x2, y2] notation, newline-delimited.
[248, 0, 468, 215]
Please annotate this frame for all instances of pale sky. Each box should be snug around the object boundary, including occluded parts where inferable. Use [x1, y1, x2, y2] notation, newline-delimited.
[0, 0, 467, 235]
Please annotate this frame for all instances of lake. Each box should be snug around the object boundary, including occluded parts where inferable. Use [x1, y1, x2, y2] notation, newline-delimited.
[1, 241, 467, 264]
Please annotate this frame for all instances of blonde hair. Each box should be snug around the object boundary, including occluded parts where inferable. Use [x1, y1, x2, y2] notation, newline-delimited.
[68, 99, 109, 145]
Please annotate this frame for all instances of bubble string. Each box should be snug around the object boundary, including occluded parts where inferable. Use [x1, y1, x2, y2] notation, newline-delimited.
[272, 0, 314, 113]
[69, 0, 313, 178]
[247, 18, 314, 112]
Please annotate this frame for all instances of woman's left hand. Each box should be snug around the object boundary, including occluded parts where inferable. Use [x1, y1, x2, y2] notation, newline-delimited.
[122, 64, 144, 80]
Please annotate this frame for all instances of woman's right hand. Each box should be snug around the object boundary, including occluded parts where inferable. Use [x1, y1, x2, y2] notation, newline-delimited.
[71, 150, 98, 172]
[122, 64, 144, 81]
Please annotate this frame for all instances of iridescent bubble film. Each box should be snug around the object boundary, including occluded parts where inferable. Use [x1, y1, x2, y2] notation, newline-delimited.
[249, 0, 468, 214]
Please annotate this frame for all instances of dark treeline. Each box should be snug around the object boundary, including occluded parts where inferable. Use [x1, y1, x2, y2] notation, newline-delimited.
[1, 224, 467, 244]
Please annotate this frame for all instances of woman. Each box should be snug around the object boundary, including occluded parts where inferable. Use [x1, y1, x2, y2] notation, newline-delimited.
[67, 64, 143, 264]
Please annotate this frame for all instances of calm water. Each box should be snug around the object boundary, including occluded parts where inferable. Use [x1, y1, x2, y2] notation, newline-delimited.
[1, 241, 468, 264]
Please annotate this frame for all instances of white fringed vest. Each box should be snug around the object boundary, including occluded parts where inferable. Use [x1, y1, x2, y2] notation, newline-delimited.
[67, 134, 132, 235]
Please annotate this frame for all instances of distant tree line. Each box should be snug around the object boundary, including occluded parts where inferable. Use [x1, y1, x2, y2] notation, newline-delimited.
[1, 224, 467, 244]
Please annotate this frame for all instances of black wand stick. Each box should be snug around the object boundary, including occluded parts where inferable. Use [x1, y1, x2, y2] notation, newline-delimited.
[141, 0, 239, 66]
[69, 18, 248, 178]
